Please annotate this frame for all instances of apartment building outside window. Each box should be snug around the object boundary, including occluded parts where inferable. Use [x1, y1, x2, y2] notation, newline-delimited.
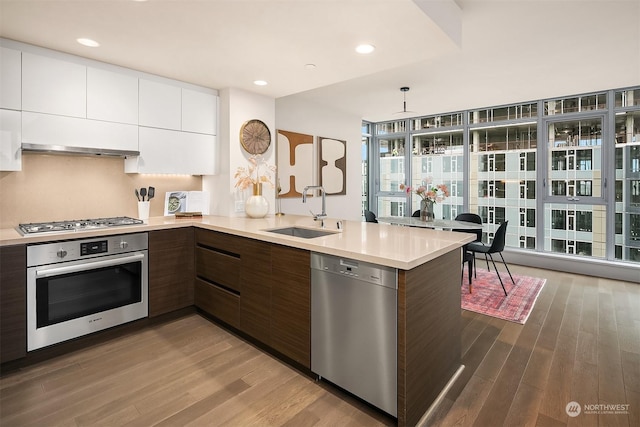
[365, 85, 640, 266]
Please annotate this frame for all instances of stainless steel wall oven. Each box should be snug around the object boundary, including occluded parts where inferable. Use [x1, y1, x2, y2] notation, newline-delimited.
[26, 233, 148, 351]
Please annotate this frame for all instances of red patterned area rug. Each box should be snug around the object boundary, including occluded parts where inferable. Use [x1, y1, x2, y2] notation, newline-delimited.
[461, 267, 546, 324]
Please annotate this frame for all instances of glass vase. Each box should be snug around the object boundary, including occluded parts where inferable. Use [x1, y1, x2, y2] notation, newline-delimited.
[420, 199, 434, 222]
[245, 183, 269, 218]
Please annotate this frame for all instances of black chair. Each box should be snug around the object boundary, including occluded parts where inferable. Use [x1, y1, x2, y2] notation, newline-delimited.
[364, 210, 378, 223]
[466, 221, 515, 296]
[411, 210, 420, 218]
[454, 213, 482, 243]
[454, 213, 482, 293]
[461, 250, 475, 293]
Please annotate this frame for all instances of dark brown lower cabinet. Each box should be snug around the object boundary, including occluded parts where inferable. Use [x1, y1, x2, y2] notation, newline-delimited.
[271, 245, 310, 367]
[194, 229, 311, 369]
[194, 229, 241, 328]
[148, 228, 194, 317]
[239, 238, 272, 345]
[0, 244, 27, 363]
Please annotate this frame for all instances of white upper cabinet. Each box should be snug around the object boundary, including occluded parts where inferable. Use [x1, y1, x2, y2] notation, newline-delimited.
[125, 126, 215, 175]
[0, 47, 21, 110]
[139, 79, 182, 130]
[2, 39, 219, 174]
[22, 52, 86, 118]
[182, 88, 217, 135]
[22, 112, 138, 152]
[0, 109, 22, 171]
[87, 67, 138, 125]
[139, 79, 217, 135]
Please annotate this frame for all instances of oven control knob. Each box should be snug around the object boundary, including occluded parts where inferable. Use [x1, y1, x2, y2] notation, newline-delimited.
[56, 248, 67, 258]
[119, 241, 128, 249]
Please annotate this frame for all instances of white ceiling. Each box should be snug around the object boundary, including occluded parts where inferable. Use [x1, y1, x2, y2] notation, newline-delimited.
[1, 0, 639, 122]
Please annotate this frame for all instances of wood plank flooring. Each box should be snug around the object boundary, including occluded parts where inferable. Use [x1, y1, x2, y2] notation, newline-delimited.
[1, 265, 638, 426]
[428, 265, 640, 427]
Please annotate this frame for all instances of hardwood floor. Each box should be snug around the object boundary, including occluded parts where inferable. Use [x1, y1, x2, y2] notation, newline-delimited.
[0, 313, 393, 427]
[428, 265, 640, 427]
[1, 265, 638, 426]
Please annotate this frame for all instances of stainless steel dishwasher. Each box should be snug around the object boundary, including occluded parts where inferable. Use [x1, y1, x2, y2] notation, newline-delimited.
[311, 252, 398, 417]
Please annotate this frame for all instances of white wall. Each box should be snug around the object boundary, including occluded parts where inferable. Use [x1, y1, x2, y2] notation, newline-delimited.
[275, 97, 363, 221]
[203, 88, 276, 216]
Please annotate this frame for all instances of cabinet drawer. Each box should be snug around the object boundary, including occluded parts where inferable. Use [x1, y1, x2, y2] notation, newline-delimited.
[196, 246, 240, 292]
[194, 278, 239, 328]
[195, 229, 242, 253]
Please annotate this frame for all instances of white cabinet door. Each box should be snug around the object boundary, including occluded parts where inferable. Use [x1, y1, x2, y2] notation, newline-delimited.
[126, 127, 215, 174]
[87, 67, 138, 124]
[0, 47, 21, 110]
[22, 112, 138, 152]
[22, 52, 86, 118]
[0, 109, 22, 171]
[182, 131, 216, 174]
[182, 88, 217, 135]
[139, 79, 181, 130]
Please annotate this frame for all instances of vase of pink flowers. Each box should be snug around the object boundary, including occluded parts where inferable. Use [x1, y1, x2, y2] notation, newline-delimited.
[401, 180, 449, 222]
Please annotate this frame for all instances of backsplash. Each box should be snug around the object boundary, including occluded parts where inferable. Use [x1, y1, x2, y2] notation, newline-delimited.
[0, 153, 202, 229]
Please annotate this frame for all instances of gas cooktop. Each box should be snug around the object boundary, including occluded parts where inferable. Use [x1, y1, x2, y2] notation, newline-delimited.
[18, 216, 144, 235]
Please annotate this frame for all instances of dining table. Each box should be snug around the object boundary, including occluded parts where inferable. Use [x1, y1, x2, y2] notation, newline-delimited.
[377, 216, 483, 230]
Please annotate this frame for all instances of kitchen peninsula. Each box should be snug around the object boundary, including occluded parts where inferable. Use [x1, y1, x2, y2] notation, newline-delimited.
[0, 215, 473, 427]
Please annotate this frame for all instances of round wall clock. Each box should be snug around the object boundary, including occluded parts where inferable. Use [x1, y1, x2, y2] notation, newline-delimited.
[239, 119, 271, 155]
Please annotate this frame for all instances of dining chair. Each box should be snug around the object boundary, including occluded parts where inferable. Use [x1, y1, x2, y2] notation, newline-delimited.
[461, 250, 475, 293]
[364, 210, 378, 223]
[453, 213, 482, 293]
[454, 213, 482, 242]
[466, 221, 514, 296]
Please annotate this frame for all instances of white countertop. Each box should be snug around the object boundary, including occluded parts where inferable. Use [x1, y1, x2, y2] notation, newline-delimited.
[0, 214, 474, 270]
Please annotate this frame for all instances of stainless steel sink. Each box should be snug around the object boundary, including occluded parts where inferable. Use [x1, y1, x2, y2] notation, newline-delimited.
[264, 227, 338, 239]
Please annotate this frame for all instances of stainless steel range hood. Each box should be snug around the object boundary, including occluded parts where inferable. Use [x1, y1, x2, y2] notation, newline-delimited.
[22, 143, 140, 158]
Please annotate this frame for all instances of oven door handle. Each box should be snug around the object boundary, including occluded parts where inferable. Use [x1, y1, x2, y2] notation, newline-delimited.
[34, 253, 145, 278]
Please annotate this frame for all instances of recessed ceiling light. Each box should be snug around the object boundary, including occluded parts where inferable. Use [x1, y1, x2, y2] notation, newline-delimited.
[355, 44, 375, 54]
[253, 80, 268, 86]
[304, 64, 316, 70]
[77, 38, 99, 47]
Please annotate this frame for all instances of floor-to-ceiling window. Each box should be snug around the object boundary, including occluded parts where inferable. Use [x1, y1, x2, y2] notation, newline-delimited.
[542, 93, 606, 259]
[614, 89, 640, 262]
[468, 102, 538, 246]
[369, 85, 640, 268]
[411, 113, 464, 220]
[375, 120, 409, 217]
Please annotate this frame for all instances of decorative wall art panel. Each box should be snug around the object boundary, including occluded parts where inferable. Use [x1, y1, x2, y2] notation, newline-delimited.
[318, 136, 346, 195]
[276, 129, 314, 198]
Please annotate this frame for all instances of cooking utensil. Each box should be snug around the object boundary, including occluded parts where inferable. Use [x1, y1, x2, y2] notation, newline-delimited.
[147, 186, 155, 201]
[140, 187, 147, 201]
[135, 189, 141, 201]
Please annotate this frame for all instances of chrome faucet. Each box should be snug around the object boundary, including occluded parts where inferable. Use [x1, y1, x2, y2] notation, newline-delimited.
[302, 185, 327, 226]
